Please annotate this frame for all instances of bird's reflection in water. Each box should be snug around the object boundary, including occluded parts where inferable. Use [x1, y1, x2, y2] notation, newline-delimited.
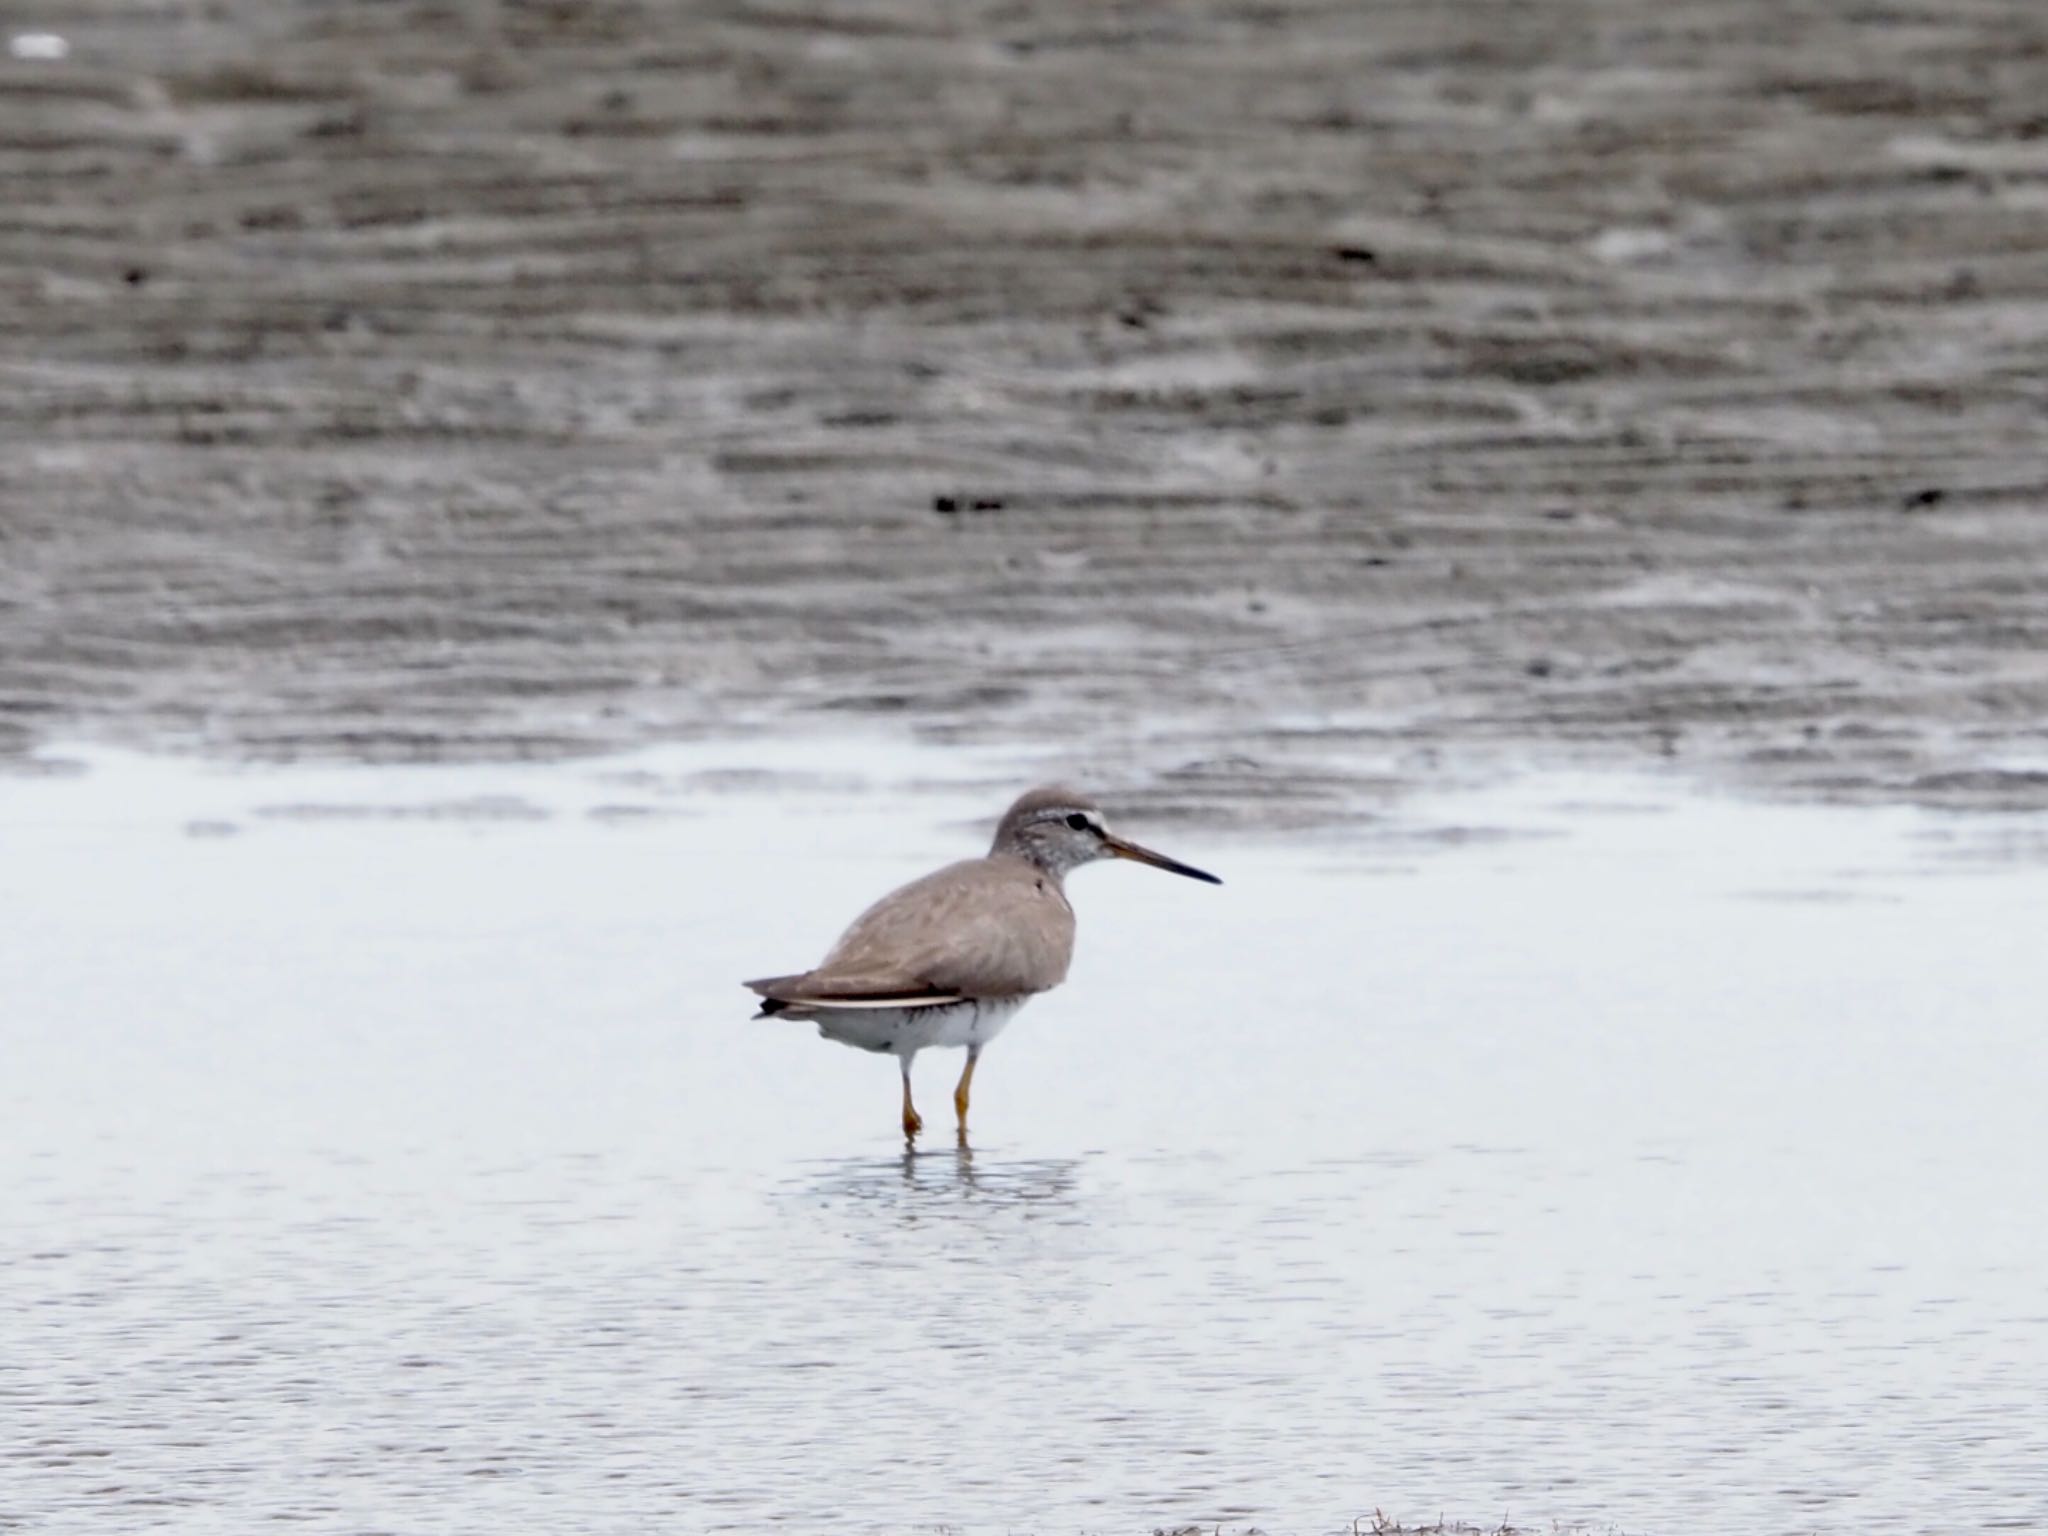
[786, 1143, 1086, 1225]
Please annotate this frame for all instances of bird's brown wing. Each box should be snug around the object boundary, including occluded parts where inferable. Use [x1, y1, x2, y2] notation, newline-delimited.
[744, 857, 1074, 1011]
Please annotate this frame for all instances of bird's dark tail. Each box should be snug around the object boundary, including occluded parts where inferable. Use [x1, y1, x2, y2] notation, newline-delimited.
[744, 974, 805, 1021]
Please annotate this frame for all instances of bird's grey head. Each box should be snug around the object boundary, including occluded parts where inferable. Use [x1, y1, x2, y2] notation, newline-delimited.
[991, 785, 1222, 886]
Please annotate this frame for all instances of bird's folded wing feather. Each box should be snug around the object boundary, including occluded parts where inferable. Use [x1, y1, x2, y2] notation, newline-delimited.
[743, 974, 966, 1009]
[747, 858, 1074, 1007]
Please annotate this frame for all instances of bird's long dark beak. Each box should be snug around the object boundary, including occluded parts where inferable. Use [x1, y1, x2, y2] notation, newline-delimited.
[1105, 834, 1222, 885]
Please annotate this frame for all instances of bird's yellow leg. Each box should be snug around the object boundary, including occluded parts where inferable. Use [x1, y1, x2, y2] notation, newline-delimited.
[953, 1046, 980, 1138]
[900, 1058, 923, 1141]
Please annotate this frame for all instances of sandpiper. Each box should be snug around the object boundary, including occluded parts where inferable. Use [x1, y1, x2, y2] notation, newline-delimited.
[746, 786, 1220, 1142]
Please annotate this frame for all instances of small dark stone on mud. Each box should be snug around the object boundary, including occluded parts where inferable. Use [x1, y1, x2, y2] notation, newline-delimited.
[1334, 245, 1378, 264]
[1116, 295, 1163, 330]
[1526, 658, 1555, 678]
[306, 108, 365, 140]
[123, 267, 148, 286]
[933, 495, 959, 514]
[1902, 487, 1947, 510]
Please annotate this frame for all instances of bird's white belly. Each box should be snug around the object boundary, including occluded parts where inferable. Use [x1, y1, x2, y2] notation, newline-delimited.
[813, 996, 1028, 1056]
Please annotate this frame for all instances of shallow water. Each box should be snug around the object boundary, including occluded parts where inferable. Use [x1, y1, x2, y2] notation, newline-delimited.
[5, 745, 2047, 1534]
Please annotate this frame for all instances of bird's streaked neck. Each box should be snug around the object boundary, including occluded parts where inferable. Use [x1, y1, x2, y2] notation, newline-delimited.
[991, 838, 1089, 882]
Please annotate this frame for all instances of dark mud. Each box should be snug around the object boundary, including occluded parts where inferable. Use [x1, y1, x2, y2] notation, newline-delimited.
[5, 0, 2048, 822]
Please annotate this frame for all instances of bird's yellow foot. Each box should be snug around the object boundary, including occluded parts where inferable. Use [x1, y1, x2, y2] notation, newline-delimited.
[953, 1050, 978, 1137]
[901, 1070, 923, 1141]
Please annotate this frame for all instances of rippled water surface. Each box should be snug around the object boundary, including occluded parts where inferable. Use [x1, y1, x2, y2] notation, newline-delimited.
[6, 747, 2047, 1534]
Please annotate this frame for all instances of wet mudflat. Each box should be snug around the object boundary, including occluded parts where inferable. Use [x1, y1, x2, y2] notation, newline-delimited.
[6, 745, 2047, 1534]
[5, 1, 2048, 819]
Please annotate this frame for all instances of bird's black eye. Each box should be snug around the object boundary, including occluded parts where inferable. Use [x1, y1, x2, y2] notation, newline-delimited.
[1065, 812, 1091, 832]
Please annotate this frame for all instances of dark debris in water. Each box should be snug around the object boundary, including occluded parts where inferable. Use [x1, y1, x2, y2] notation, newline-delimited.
[1152, 1517, 1625, 1536]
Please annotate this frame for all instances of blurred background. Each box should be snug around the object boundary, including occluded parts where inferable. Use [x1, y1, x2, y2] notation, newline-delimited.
[5, 0, 2046, 816]
[8, 7, 2048, 1535]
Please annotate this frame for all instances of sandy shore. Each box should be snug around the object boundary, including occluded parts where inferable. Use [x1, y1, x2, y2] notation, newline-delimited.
[5, 0, 2047, 821]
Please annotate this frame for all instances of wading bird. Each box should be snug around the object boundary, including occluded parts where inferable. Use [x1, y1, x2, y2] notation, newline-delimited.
[746, 786, 1220, 1142]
